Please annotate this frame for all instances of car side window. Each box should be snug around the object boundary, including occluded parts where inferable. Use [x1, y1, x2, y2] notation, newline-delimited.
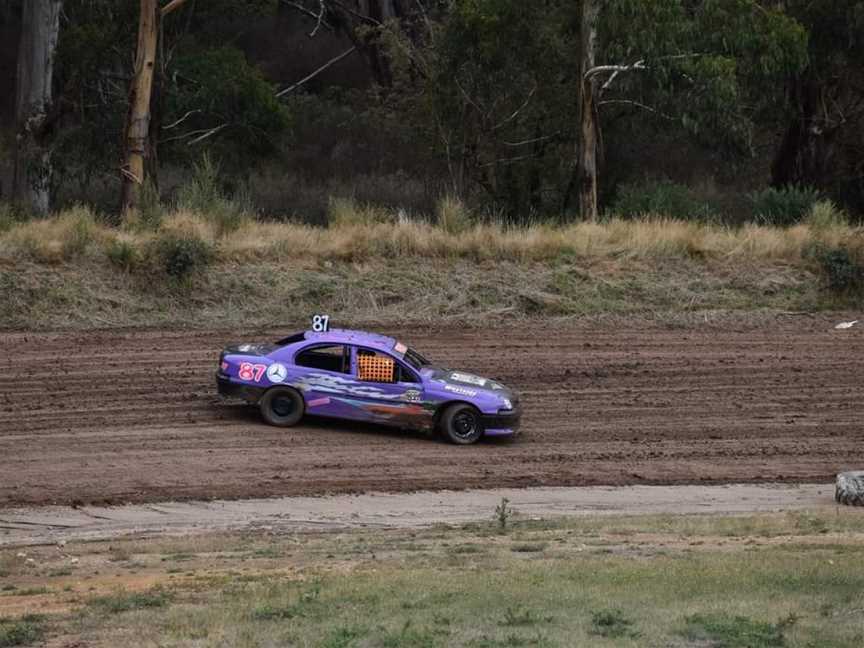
[295, 344, 349, 374]
[356, 349, 419, 384]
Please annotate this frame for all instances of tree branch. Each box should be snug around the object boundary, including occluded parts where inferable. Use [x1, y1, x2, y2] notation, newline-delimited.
[162, 109, 201, 130]
[310, 0, 326, 37]
[597, 99, 674, 120]
[161, 0, 190, 17]
[586, 60, 646, 82]
[492, 84, 538, 131]
[159, 123, 228, 145]
[278, 0, 334, 31]
[588, 54, 707, 89]
[330, 0, 382, 25]
[275, 46, 357, 97]
[503, 133, 560, 147]
[187, 123, 229, 145]
[480, 153, 540, 167]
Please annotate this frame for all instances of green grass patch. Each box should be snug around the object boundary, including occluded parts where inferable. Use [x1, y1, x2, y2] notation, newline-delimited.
[500, 607, 550, 627]
[590, 608, 640, 639]
[88, 588, 172, 614]
[320, 625, 368, 648]
[510, 543, 547, 554]
[682, 613, 794, 647]
[33, 510, 864, 647]
[452, 544, 485, 554]
[0, 615, 45, 647]
[249, 602, 303, 621]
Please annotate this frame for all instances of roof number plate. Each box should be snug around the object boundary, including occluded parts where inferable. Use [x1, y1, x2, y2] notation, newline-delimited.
[312, 314, 330, 332]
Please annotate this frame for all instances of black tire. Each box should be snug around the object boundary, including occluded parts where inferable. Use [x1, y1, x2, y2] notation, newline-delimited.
[440, 403, 484, 445]
[259, 387, 304, 427]
[835, 471, 864, 506]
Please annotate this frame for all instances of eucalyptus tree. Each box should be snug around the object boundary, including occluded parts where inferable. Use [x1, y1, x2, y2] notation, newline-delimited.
[772, 0, 864, 213]
[419, 0, 808, 219]
[13, 0, 62, 214]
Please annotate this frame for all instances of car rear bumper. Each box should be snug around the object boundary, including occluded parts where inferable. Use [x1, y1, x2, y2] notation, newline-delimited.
[481, 409, 522, 437]
[216, 373, 265, 403]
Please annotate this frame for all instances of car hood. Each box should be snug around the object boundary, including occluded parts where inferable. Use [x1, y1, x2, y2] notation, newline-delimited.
[425, 367, 517, 401]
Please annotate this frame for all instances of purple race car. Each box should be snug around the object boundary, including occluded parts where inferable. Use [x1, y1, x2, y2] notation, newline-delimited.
[216, 326, 521, 444]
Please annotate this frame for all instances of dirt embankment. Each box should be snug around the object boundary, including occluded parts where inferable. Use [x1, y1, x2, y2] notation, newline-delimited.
[1, 316, 862, 507]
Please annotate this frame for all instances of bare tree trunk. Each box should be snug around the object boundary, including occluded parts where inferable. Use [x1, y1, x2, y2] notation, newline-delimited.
[576, 0, 600, 221]
[13, 0, 62, 215]
[120, 0, 159, 216]
[377, 0, 397, 21]
[771, 75, 840, 191]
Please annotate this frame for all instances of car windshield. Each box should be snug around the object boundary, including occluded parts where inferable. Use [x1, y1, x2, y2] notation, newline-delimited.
[402, 347, 431, 370]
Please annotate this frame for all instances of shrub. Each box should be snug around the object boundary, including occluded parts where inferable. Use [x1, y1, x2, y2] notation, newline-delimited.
[139, 180, 164, 230]
[590, 609, 639, 639]
[611, 180, 716, 221]
[437, 195, 472, 233]
[106, 239, 140, 273]
[813, 245, 864, 295]
[500, 607, 542, 627]
[0, 615, 45, 647]
[495, 497, 513, 531]
[61, 209, 97, 258]
[88, 589, 172, 614]
[177, 154, 250, 235]
[4, 207, 98, 262]
[0, 203, 17, 233]
[327, 196, 393, 227]
[328, 197, 361, 226]
[152, 230, 213, 279]
[249, 602, 301, 621]
[510, 542, 547, 553]
[806, 199, 848, 231]
[748, 185, 820, 226]
[682, 613, 791, 647]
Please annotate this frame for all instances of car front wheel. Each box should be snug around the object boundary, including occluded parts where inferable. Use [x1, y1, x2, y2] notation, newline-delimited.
[259, 386, 304, 427]
[440, 403, 484, 445]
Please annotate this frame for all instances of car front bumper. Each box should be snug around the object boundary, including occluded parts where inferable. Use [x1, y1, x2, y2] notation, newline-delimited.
[481, 409, 522, 437]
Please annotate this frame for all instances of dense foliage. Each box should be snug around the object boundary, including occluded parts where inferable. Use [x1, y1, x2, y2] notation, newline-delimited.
[0, 0, 862, 220]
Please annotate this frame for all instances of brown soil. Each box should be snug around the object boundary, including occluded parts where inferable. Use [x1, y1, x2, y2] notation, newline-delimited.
[1, 316, 862, 507]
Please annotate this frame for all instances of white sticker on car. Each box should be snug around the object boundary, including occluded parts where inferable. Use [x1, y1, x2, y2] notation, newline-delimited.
[449, 372, 487, 386]
[266, 363, 288, 383]
[445, 384, 477, 397]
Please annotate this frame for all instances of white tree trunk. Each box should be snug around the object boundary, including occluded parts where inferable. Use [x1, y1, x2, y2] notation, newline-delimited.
[13, 0, 62, 215]
[120, 0, 159, 215]
[577, 0, 600, 221]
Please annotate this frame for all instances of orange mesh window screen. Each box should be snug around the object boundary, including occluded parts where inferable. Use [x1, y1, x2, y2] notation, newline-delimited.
[358, 354, 395, 383]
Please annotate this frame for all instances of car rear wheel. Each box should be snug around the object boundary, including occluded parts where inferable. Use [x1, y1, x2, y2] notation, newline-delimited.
[259, 387, 304, 427]
[440, 403, 484, 445]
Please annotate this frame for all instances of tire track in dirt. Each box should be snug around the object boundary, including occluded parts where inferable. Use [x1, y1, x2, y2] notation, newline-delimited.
[0, 317, 862, 506]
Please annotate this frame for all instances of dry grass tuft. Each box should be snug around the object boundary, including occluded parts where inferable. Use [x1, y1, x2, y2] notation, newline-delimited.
[327, 197, 394, 227]
[0, 205, 104, 263]
[0, 207, 862, 270]
[436, 195, 472, 234]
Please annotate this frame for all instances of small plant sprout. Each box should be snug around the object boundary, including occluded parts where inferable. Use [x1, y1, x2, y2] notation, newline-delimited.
[496, 497, 513, 531]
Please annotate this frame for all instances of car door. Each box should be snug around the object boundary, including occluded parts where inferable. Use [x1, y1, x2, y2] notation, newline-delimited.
[348, 347, 434, 430]
[291, 343, 364, 420]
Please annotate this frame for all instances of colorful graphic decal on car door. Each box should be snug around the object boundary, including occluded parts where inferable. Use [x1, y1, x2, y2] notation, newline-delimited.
[291, 349, 436, 429]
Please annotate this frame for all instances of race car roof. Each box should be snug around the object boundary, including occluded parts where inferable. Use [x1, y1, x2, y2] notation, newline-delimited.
[279, 329, 401, 354]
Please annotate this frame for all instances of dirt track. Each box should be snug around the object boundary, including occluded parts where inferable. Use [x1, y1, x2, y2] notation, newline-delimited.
[1, 317, 862, 507]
